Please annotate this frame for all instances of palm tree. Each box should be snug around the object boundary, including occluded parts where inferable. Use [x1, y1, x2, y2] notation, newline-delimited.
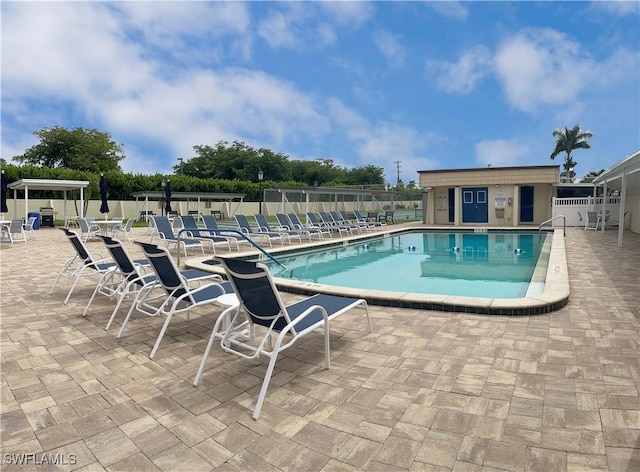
[550, 124, 593, 182]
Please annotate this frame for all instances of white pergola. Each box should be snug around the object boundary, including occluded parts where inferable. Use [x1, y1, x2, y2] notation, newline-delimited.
[592, 149, 640, 247]
[7, 179, 89, 222]
[131, 191, 246, 218]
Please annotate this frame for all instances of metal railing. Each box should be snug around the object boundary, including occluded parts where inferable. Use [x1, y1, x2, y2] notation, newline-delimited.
[539, 215, 565, 237]
[176, 227, 286, 269]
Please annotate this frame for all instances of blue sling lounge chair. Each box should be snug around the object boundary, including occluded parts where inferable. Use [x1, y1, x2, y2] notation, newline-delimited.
[118, 242, 234, 358]
[150, 215, 204, 256]
[193, 257, 372, 420]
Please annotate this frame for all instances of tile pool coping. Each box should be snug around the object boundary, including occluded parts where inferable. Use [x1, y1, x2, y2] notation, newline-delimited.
[185, 226, 570, 315]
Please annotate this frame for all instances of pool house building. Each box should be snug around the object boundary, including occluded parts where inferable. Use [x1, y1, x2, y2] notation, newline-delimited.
[419, 165, 560, 227]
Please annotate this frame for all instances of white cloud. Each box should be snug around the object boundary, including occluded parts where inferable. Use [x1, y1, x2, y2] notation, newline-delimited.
[373, 30, 405, 69]
[494, 29, 597, 112]
[327, 99, 439, 182]
[257, 2, 373, 50]
[317, 1, 375, 27]
[494, 28, 639, 114]
[426, 45, 492, 94]
[258, 11, 298, 49]
[587, 1, 640, 17]
[426, 1, 469, 20]
[475, 140, 530, 167]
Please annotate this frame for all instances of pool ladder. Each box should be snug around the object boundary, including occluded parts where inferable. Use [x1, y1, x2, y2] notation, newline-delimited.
[538, 215, 565, 237]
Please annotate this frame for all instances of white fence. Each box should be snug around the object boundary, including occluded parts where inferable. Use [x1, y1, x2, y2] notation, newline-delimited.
[552, 197, 621, 227]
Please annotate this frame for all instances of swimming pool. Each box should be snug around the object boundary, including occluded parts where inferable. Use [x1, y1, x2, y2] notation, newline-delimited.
[261, 231, 549, 299]
[187, 226, 569, 315]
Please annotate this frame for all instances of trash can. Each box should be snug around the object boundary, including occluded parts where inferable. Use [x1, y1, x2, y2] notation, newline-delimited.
[27, 212, 41, 230]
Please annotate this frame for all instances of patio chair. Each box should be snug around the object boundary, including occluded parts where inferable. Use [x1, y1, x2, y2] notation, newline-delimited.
[275, 213, 320, 241]
[3, 218, 28, 244]
[150, 216, 204, 256]
[366, 211, 380, 223]
[23, 216, 39, 240]
[50, 228, 118, 304]
[379, 210, 395, 224]
[180, 214, 233, 253]
[111, 218, 135, 241]
[78, 217, 100, 242]
[585, 211, 600, 230]
[609, 210, 629, 229]
[287, 213, 331, 239]
[331, 211, 362, 234]
[318, 211, 353, 235]
[201, 214, 246, 250]
[84, 236, 222, 333]
[83, 234, 151, 324]
[254, 213, 304, 242]
[353, 210, 384, 229]
[235, 214, 287, 247]
[118, 242, 233, 358]
[193, 257, 372, 420]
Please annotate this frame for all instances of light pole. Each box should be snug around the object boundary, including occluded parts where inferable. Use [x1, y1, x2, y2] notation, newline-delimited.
[257, 169, 264, 215]
[177, 158, 183, 174]
[161, 179, 166, 216]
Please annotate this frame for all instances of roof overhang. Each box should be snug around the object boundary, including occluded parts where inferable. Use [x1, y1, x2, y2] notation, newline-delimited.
[131, 191, 245, 200]
[592, 149, 640, 194]
[8, 179, 90, 191]
[274, 186, 401, 197]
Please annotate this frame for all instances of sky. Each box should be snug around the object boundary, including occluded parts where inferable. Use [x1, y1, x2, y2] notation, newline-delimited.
[2, 1, 639, 185]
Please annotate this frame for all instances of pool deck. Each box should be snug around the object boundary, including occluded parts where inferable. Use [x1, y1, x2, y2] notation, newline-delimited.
[1, 225, 638, 471]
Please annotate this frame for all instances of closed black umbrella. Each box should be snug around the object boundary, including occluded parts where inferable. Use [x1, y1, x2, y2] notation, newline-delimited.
[165, 180, 172, 214]
[99, 173, 109, 215]
[1, 170, 8, 214]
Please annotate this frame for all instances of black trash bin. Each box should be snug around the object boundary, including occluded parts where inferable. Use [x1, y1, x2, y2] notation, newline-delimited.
[27, 212, 41, 230]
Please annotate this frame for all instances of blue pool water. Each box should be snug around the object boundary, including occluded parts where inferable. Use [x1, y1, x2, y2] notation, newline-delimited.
[262, 231, 549, 299]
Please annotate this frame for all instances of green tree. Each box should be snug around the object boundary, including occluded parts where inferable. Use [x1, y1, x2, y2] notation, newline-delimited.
[13, 126, 125, 172]
[550, 124, 593, 182]
[580, 169, 605, 183]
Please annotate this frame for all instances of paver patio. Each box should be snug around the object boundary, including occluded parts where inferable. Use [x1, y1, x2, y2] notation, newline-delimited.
[1, 225, 638, 471]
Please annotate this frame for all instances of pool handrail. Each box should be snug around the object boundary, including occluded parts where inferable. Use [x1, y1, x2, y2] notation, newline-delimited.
[176, 227, 287, 269]
[539, 215, 565, 237]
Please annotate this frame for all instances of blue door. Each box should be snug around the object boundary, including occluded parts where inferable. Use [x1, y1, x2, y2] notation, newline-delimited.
[520, 186, 534, 222]
[448, 188, 455, 223]
[462, 187, 488, 223]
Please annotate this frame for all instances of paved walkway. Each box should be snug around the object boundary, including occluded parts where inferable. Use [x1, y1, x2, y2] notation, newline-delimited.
[1, 227, 638, 471]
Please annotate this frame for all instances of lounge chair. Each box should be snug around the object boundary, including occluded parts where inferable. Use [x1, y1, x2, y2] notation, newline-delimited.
[318, 211, 354, 235]
[118, 241, 234, 358]
[307, 211, 348, 236]
[287, 213, 331, 239]
[50, 228, 120, 304]
[83, 234, 151, 325]
[193, 257, 372, 420]
[201, 214, 246, 250]
[275, 213, 319, 241]
[254, 213, 304, 242]
[180, 214, 233, 253]
[353, 210, 384, 229]
[84, 236, 220, 333]
[150, 216, 204, 256]
[235, 214, 287, 246]
[332, 211, 363, 234]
